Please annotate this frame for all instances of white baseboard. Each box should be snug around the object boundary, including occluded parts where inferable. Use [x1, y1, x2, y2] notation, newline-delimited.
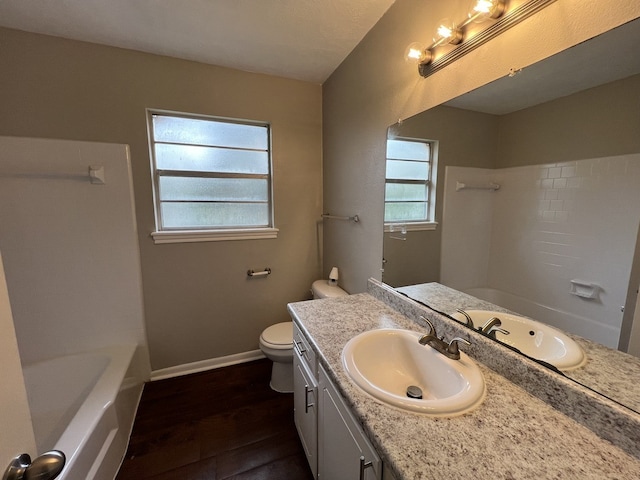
[150, 349, 266, 381]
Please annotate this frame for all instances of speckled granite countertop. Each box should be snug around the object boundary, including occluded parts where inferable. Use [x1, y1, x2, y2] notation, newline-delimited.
[288, 293, 640, 480]
[396, 282, 640, 414]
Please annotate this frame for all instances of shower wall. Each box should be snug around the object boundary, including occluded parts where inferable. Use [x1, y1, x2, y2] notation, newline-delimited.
[0, 137, 149, 367]
[442, 154, 640, 347]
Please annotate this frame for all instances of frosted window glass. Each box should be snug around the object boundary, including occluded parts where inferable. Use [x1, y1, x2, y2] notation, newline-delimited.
[159, 177, 268, 202]
[386, 160, 429, 180]
[384, 202, 428, 222]
[155, 144, 269, 174]
[149, 110, 274, 233]
[384, 138, 434, 223]
[385, 183, 427, 202]
[161, 203, 269, 228]
[387, 139, 430, 160]
[153, 115, 268, 150]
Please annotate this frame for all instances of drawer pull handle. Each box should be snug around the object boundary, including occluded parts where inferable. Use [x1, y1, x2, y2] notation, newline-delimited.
[294, 340, 306, 356]
[359, 456, 373, 480]
[304, 384, 314, 413]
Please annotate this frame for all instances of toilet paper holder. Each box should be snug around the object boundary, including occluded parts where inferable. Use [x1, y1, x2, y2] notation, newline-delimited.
[247, 268, 271, 277]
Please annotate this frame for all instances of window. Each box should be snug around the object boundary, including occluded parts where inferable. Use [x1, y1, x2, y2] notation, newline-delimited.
[147, 110, 277, 243]
[384, 137, 437, 230]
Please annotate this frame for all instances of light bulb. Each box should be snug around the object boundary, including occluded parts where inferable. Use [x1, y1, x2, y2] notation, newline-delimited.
[404, 42, 432, 64]
[434, 18, 463, 45]
[469, 0, 505, 22]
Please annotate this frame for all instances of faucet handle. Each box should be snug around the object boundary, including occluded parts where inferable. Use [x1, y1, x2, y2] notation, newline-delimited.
[446, 337, 471, 359]
[419, 316, 436, 336]
[455, 309, 475, 329]
[487, 325, 510, 338]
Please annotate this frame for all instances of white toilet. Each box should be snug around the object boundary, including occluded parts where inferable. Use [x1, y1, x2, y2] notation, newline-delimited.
[259, 278, 348, 393]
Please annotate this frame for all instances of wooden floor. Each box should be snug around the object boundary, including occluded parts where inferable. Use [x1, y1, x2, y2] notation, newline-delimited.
[116, 359, 313, 480]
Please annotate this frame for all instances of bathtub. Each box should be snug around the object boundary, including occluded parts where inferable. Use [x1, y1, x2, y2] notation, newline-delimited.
[22, 345, 145, 480]
[463, 287, 620, 348]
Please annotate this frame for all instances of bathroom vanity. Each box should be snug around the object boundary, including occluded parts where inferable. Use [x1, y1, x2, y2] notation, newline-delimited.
[287, 280, 640, 479]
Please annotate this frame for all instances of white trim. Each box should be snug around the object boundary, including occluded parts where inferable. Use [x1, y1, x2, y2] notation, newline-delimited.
[150, 349, 265, 381]
[151, 227, 279, 244]
[384, 221, 438, 233]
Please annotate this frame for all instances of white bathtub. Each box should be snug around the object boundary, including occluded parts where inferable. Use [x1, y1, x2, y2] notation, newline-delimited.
[22, 345, 145, 480]
[463, 287, 620, 348]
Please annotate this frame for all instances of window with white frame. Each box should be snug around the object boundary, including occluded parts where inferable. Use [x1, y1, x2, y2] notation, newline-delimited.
[148, 110, 277, 243]
[384, 137, 437, 228]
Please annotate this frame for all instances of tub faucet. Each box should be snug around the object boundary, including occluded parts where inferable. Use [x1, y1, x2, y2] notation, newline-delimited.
[418, 317, 470, 360]
[480, 316, 510, 339]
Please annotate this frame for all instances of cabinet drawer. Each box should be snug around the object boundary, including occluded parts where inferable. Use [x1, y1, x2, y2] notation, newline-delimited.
[293, 322, 317, 376]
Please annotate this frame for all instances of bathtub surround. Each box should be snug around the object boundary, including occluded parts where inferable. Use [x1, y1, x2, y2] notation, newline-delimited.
[441, 155, 640, 348]
[0, 137, 149, 478]
[0, 137, 149, 366]
[0, 253, 36, 470]
[288, 282, 640, 478]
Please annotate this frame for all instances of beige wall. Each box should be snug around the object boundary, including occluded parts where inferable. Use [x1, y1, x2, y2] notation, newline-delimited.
[0, 28, 323, 370]
[497, 74, 640, 167]
[323, 0, 640, 294]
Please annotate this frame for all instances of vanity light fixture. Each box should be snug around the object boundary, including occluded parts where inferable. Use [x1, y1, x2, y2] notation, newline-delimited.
[406, 0, 557, 78]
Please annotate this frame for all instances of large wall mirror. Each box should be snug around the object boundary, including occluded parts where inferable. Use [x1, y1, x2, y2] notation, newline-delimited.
[383, 18, 640, 413]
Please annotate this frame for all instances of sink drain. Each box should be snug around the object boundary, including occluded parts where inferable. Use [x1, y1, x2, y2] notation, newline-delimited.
[406, 385, 423, 399]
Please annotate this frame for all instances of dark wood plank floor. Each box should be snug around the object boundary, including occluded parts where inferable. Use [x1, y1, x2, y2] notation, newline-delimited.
[116, 358, 313, 480]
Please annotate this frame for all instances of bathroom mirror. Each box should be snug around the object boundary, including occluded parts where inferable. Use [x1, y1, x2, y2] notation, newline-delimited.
[382, 18, 640, 413]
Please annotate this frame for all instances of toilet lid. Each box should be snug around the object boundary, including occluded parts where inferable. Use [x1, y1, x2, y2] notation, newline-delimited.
[261, 322, 293, 347]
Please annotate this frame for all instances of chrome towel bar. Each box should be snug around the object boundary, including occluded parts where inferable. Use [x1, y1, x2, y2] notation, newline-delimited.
[321, 213, 360, 223]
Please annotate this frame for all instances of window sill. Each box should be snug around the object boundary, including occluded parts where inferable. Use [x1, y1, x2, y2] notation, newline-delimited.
[383, 221, 438, 233]
[151, 228, 279, 244]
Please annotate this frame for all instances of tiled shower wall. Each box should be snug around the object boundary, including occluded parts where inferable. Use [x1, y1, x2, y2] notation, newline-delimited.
[442, 154, 640, 347]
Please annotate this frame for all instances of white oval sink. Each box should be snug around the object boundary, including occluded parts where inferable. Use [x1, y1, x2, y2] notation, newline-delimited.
[341, 329, 485, 416]
[451, 310, 586, 370]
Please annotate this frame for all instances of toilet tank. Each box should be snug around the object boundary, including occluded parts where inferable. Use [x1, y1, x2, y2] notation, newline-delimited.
[312, 279, 348, 299]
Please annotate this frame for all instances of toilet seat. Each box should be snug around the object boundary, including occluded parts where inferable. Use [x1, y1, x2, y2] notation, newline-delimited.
[260, 322, 293, 350]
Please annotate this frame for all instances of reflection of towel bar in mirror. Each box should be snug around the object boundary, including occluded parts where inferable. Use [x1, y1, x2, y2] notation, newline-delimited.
[321, 213, 360, 223]
[455, 181, 500, 191]
[388, 224, 407, 241]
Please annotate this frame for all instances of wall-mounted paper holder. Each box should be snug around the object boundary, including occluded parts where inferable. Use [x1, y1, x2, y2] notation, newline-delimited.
[247, 268, 271, 277]
[570, 280, 600, 299]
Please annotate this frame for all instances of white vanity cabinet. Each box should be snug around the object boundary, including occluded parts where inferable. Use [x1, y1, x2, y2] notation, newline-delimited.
[293, 323, 318, 478]
[318, 364, 382, 480]
[293, 322, 395, 480]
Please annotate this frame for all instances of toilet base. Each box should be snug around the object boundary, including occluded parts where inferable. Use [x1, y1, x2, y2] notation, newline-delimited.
[269, 360, 293, 393]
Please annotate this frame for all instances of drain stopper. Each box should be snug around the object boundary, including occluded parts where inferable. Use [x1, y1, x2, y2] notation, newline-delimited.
[406, 385, 423, 399]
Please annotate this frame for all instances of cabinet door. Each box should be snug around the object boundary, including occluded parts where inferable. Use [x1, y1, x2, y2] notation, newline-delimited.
[294, 348, 318, 477]
[319, 366, 381, 480]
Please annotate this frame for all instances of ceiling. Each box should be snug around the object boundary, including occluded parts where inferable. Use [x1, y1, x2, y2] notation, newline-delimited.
[0, 0, 396, 83]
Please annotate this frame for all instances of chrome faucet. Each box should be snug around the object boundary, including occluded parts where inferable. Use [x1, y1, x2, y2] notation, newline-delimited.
[418, 317, 471, 360]
[480, 316, 510, 339]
